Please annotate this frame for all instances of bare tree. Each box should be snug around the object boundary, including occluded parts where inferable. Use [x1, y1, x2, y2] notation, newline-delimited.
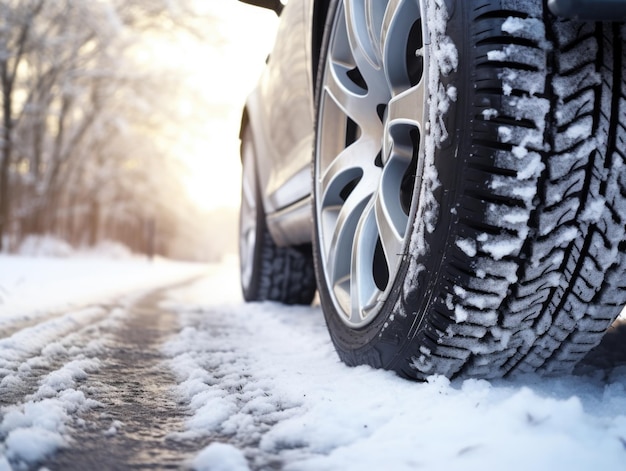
[0, 0, 222, 257]
[0, 0, 45, 250]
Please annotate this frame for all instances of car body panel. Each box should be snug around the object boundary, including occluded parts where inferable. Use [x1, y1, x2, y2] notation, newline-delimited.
[243, 0, 316, 246]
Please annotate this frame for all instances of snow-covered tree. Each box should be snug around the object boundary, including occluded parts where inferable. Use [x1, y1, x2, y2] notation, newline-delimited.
[0, 0, 222, 257]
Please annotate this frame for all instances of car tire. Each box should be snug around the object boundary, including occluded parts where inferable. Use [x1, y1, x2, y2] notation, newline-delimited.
[313, 0, 626, 379]
[239, 126, 317, 305]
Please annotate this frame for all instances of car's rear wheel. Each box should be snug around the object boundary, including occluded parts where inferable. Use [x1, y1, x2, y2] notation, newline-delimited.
[313, 0, 626, 379]
[239, 126, 316, 305]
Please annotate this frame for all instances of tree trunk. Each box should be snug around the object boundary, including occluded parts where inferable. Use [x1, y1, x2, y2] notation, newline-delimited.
[0, 60, 13, 252]
[88, 200, 99, 247]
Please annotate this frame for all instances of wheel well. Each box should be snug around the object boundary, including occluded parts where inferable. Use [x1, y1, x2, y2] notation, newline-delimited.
[239, 107, 250, 162]
[311, 0, 332, 93]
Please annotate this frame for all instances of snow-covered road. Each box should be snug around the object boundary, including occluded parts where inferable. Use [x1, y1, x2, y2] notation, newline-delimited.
[1, 254, 626, 470]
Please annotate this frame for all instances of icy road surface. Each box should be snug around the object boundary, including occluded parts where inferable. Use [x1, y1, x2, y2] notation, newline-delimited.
[1, 256, 626, 470]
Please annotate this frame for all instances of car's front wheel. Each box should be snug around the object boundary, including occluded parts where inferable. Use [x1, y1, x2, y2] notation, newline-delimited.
[313, 0, 626, 379]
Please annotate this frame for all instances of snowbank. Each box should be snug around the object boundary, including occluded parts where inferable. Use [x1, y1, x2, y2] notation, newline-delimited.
[0, 239, 209, 322]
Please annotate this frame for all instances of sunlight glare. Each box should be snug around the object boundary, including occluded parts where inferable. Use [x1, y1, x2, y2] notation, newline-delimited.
[156, 2, 278, 211]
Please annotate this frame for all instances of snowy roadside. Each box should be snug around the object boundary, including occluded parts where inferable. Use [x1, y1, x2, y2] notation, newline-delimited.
[0, 307, 111, 469]
[0, 241, 210, 323]
[0, 242, 213, 469]
[163, 261, 626, 471]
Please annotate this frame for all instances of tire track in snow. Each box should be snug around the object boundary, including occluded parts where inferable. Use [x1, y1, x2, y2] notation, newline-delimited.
[0, 278, 209, 470]
[44, 287, 205, 470]
[0, 303, 116, 339]
[0, 306, 113, 408]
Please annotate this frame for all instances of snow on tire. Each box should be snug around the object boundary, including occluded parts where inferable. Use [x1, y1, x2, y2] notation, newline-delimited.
[313, 0, 626, 379]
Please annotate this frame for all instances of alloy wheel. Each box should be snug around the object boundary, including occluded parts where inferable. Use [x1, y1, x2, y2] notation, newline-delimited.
[315, 0, 427, 328]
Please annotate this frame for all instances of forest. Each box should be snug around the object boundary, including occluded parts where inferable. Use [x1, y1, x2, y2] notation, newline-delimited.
[0, 0, 237, 261]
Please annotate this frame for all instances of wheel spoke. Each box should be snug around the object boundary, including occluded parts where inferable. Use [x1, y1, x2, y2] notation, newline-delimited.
[380, 0, 403, 53]
[343, 0, 390, 102]
[386, 83, 424, 129]
[381, 0, 423, 94]
[319, 137, 378, 204]
[375, 161, 409, 276]
[324, 61, 382, 137]
[323, 167, 379, 292]
[350, 200, 380, 323]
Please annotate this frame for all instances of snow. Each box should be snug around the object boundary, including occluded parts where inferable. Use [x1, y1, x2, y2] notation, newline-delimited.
[405, 0, 456, 286]
[0, 246, 625, 469]
[162, 262, 626, 471]
[582, 198, 607, 223]
[0, 239, 208, 322]
[482, 108, 498, 120]
[455, 238, 477, 257]
[193, 443, 250, 471]
[4, 428, 64, 465]
[1, 370, 101, 467]
[0, 240, 208, 467]
[480, 236, 524, 260]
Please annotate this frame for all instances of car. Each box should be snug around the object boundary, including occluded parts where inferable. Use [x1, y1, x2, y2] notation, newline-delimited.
[237, 0, 626, 380]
